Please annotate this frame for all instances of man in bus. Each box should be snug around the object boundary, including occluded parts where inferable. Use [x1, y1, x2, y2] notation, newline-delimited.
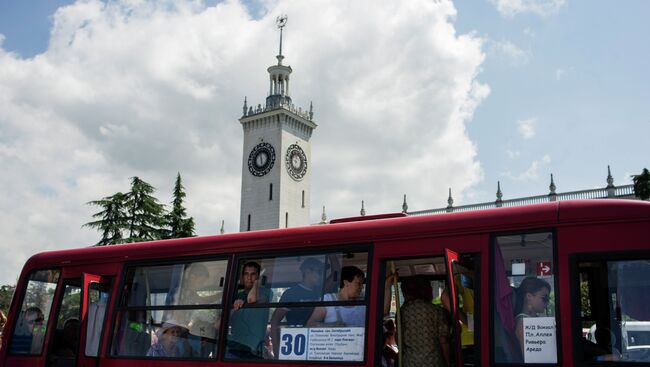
[226, 261, 272, 359]
[269, 257, 326, 357]
[9, 307, 45, 354]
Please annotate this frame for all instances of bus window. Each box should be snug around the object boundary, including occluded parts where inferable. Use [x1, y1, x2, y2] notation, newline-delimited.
[110, 259, 228, 359]
[225, 251, 369, 362]
[46, 280, 81, 367]
[493, 232, 558, 364]
[576, 258, 650, 363]
[8, 269, 60, 355]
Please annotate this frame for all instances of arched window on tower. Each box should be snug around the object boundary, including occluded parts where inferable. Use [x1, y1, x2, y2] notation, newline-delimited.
[302, 190, 305, 208]
[247, 214, 251, 231]
[285, 212, 289, 228]
[269, 183, 273, 201]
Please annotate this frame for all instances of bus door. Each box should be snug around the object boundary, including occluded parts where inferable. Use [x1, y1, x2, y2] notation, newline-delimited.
[445, 249, 477, 367]
[381, 251, 477, 367]
[76, 274, 112, 367]
[44, 273, 112, 367]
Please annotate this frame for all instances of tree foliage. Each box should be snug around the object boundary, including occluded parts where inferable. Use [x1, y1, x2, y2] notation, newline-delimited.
[124, 177, 166, 242]
[632, 168, 650, 200]
[83, 192, 127, 246]
[165, 173, 196, 239]
[0, 284, 16, 315]
[85, 175, 196, 245]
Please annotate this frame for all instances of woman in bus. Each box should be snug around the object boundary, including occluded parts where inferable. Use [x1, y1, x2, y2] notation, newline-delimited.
[514, 277, 551, 353]
[307, 266, 365, 327]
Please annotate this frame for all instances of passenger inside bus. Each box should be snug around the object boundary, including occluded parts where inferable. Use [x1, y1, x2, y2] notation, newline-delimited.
[226, 261, 272, 359]
[514, 277, 551, 354]
[400, 275, 450, 367]
[382, 318, 399, 367]
[306, 266, 365, 327]
[270, 257, 326, 356]
[146, 320, 191, 358]
[9, 306, 44, 354]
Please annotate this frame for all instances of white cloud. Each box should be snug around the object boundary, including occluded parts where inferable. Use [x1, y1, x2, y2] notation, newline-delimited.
[517, 117, 536, 139]
[491, 0, 566, 18]
[503, 154, 551, 181]
[0, 0, 488, 284]
[491, 40, 531, 67]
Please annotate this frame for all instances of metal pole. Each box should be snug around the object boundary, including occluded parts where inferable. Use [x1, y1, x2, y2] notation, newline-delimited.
[390, 261, 403, 367]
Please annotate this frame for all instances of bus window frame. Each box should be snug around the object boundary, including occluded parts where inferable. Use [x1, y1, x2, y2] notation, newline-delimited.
[6, 267, 61, 358]
[569, 249, 650, 367]
[223, 244, 374, 364]
[489, 228, 562, 367]
[105, 254, 233, 361]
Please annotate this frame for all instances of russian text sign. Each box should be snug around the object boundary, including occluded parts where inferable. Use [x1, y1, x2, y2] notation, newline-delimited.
[523, 316, 557, 363]
[278, 327, 365, 361]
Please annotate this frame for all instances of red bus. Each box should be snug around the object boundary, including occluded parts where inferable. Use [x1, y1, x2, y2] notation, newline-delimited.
[1, 199, 649, 367]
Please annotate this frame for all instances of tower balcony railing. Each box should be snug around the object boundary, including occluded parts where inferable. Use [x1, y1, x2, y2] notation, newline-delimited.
[243, 98, 313, 121]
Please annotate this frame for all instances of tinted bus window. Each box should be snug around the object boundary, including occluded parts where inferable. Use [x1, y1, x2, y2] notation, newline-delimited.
[577, 258, 650, 363]
[9, 269, 60, 355]
[225, 251, 369, 362]
[493, 232, 558, 364]
[110, 259, 228, 359]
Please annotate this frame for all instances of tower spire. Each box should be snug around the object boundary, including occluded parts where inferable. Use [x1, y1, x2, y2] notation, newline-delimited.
[276, 15, 287, 65]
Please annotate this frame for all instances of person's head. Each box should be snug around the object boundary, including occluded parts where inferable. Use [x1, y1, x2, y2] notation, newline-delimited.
[158, 320, 188, 345]
[516, 277, 551, 316]
[300, 258, 325, 288]
[383, 318, 396, 340]
[340, 266, 364, 300]
[242, 261, 261, 291]
[186, 263, 210, 290]
[400, 276, 433, 302]
[63, 318, 80, 346]
[22, 307, 44, 333]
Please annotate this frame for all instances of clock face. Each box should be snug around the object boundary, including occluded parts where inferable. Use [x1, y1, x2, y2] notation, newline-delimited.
[248, 143, 275, 177]
[285, 144, 307, 181]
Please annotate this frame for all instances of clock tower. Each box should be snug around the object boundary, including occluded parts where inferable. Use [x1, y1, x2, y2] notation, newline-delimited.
[239, 16, 316, 232]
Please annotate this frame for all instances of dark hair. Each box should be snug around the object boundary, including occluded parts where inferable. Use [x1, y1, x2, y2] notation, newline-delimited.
[25, 306, 44, 319]
[514, 277, 551, 315]
[242, 261, 261, 275]
[401, 275, 433, 302]
[340, 266, 364, 288]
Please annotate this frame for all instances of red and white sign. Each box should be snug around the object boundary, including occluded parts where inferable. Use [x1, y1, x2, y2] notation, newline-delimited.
[537, 262, 552, 276]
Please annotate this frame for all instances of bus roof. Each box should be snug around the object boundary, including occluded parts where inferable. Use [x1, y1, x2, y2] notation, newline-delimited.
[22, 199, 650, 270]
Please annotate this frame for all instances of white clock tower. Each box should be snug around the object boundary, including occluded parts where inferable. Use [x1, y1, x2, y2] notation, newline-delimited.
[239, 16, 316, 232]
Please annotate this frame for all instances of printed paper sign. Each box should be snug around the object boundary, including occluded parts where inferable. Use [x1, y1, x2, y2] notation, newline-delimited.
[278, 327, 365, 361]
[523, 316, 557, 364]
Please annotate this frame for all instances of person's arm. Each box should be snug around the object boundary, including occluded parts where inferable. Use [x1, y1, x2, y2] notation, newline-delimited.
[270, 308, 288, 357]
[383, 271, 397, 316]
[515, 318, 524, 353]
[306, 307, 327, 327]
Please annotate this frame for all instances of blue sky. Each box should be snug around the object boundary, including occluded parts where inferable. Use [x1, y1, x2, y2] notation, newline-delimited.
[0, 0, 648, 283]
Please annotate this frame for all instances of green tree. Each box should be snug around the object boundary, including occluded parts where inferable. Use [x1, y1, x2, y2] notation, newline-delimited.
[632, 168, 650, 200]
[0, 284, 16, 314]
[125, 177, 166, 242]
[84, 192, 127, 246]
[165, 173, 196, 239]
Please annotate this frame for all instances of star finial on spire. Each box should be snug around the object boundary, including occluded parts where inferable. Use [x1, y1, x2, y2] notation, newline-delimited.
[276, 15, 288, 65]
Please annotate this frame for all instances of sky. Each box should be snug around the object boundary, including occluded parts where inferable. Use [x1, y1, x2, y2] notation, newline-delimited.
[0, 0, 648, 284]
